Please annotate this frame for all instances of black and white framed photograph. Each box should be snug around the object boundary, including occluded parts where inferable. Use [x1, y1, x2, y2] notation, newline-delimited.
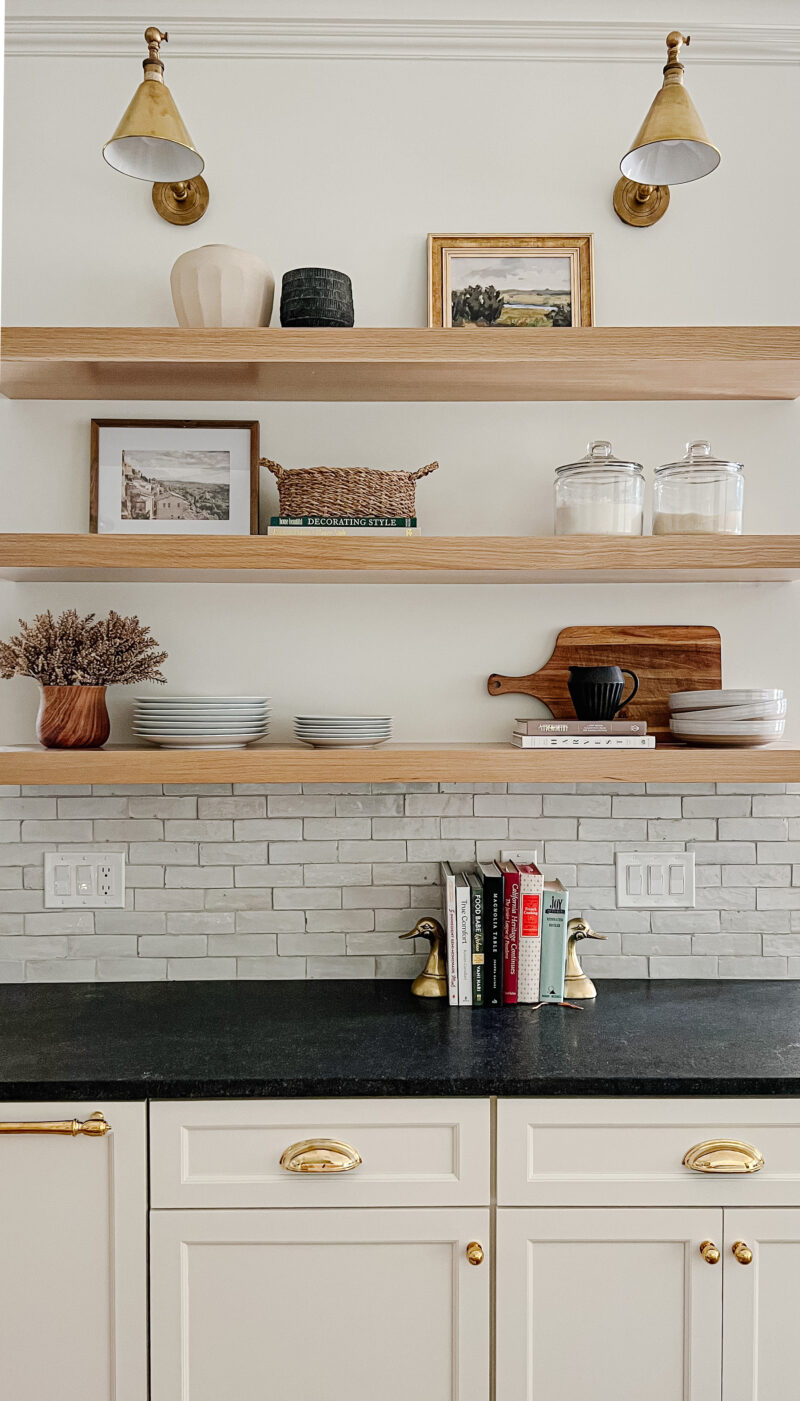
[90, 419, 260, 534]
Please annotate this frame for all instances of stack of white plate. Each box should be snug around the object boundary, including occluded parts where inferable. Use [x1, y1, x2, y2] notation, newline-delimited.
[134, 695, 271, 749]
[669, 689, 786, 748]
[294, 715, 392, 748]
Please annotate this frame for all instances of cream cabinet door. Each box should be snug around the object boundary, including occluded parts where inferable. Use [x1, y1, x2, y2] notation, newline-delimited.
[0, 1101, 147, 1401]
[722, 1208, 800, 1401]
[497, 1208, 723, 1401]
[151, 1207, 490, 1401]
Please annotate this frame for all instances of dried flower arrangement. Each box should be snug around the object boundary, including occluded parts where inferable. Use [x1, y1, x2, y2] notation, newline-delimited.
[0, 610, 167, 686]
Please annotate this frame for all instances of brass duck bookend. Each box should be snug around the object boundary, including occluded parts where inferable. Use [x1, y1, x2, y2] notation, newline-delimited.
[400, 917, 448, 998]
[565, 917, 607, 1000]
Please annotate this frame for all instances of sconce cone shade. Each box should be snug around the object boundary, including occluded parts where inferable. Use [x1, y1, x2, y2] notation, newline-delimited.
[103, 76, 204, 183]
[620, 79, 720, 187]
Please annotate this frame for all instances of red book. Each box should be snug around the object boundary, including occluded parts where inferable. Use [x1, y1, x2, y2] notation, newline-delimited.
[497, 861, 521, 1005]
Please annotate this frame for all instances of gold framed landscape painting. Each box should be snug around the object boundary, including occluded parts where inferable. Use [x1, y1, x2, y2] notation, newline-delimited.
[428, 234, 594, 329]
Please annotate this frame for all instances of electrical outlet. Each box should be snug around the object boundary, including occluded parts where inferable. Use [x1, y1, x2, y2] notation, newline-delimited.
[616, 850, 695, 909]
[44, 852, 125, 908]
[500, 848, 539, 866]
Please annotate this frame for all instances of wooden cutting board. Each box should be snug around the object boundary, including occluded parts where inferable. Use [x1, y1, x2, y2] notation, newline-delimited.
[488, 625, 722, 742]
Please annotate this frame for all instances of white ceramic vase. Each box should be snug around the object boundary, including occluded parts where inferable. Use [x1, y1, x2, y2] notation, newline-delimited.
[170, 244, 275, 328]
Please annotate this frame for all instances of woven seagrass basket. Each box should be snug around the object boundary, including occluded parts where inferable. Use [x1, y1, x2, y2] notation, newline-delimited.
[261, 459, 439, 518]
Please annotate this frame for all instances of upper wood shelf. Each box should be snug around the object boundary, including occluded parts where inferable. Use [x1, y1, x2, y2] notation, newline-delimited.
[1, 534, 799, 583]
[0, 743, 797, 785]
[3, 326, 800, 401]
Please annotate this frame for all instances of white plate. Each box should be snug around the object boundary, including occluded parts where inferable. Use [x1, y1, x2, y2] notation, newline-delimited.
[294, 715, 392, 723]
[294, 724, 391, 733]
[670, 718, 786, 737]
[673, 733, 784, 748]
[669, 689, 784, 712]
[294, 729, 391, 738]
[136, 710, 270, 720]
[672, 699, 787, 723]
[137, 732, 270, 747]
[296, 737, 390, 748]
[135, 725, 269, 735]
[136, 695, 270, 704]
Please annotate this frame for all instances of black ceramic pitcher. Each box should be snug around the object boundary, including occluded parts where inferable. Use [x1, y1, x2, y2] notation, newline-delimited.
[567, 665, 640, 721]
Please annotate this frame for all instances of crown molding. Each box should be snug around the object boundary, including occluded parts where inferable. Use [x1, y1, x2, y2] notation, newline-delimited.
[6, 17, 800, 64]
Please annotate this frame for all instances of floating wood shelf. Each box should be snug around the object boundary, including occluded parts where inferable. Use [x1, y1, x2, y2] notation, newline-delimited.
[3, 326, 800, 401]
[1, 534, 799, 584]
[0, 744, 797, 785]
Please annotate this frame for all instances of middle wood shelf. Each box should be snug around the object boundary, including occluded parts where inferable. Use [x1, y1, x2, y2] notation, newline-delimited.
[0, 534, 798, 584]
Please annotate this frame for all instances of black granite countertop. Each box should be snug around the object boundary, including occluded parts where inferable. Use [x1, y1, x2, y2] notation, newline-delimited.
[1, 979, 800, 1100]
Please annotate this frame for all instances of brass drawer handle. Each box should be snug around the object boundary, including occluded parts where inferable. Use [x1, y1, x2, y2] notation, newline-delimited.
[279, 1138, 362, 1174]
[466, 1242, 484, 1266]
[732, 1240, 753, 1266]
[0, 1111, 110, 1137]
[700, 1240, 721, 1265]
[683, 1139, 764, 1174]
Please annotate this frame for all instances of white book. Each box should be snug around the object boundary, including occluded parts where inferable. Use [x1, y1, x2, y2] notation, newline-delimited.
[512, 734, 656, 749]
[454, 870, 473, 1006]
[440, 861, 459, 1005]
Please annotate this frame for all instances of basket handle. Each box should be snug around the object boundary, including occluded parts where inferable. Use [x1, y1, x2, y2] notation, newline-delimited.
[410, 461, 439, 481]
[259, 458, 284, 482]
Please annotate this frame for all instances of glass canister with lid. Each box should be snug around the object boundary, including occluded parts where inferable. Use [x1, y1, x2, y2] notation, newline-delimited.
[653, 440, 744, 534]
[554, 440, 644, 535]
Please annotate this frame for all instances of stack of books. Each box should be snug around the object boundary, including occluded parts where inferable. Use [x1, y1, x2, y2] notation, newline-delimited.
[267, 515, 419, 536]
[511, 718, 655, 749]
[441, 860, 569, 1007]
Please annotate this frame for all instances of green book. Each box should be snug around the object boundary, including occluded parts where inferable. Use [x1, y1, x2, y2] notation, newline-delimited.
[269, 515, 417, 528]
[467, 868, 485, 1007]
[539, 880, 569, 1003]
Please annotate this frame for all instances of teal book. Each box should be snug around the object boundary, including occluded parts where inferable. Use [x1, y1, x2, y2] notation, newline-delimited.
[539, 880, 569, 1003]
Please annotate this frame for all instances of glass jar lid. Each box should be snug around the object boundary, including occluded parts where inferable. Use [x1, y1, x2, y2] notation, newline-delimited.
[555, 440, 643, 477]
[655, 439, 743, 476]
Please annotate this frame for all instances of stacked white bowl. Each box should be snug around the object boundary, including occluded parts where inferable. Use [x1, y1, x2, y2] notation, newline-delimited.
[669, 689, 786, 748]
[134, 695, 271, 749]
[294, 714, 392, 748]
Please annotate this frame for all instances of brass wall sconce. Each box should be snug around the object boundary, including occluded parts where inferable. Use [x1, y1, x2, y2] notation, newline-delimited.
[613, 31, 719, 228]
[103, 27, 209, 225]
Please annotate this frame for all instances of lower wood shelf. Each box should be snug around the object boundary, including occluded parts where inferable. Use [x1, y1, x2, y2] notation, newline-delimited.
[0, 743, 796, 785]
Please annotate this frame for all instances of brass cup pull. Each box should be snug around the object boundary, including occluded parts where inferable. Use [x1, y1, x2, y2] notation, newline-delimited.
[732, 1240, 753, 1266]
[700, 1240, 721, 1265]
[0, 1111, 110, 1137]
[683, 1139, 765, 1175]
[279, 1138, 362, 1174]
[466, 1242, 484, 1266]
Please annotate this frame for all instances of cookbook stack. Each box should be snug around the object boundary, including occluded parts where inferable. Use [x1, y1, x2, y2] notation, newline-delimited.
[511, 718, 655, 749]
[441, 859, 569, 1007]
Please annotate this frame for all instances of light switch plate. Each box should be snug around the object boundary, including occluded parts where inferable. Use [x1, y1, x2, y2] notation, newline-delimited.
[616, 850, 695, 909]
[44, 852, 126, 908]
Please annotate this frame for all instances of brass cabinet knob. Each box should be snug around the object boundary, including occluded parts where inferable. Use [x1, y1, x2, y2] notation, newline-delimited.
[466, 1241, 484, 1266]
[732, 1240, 753, 1266]
[279, 1138, 362, 1173]
[699, 1240, 721, 1265]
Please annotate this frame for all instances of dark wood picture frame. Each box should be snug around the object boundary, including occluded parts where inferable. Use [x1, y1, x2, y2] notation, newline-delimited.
[90, 419, 260, 534]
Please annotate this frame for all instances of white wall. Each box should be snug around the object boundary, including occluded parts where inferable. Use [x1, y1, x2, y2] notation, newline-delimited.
[1, 1, 799, 746]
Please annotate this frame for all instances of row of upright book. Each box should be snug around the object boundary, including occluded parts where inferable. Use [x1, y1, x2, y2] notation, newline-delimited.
[441, 860, 569, 1007]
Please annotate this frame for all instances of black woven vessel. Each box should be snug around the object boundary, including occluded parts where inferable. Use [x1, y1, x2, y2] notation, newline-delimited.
[280, 267, 354, 327]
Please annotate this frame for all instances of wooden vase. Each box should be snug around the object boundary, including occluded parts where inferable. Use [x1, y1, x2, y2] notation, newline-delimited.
[36, 685, 111, 749]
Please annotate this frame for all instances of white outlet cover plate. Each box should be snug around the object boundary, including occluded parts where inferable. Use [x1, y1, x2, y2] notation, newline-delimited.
[500, 848, 539, 866]
[44, 851, 126, 909]
[616, 850, 695, 909]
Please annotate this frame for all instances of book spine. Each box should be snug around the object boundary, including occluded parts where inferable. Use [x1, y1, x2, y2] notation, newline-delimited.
[514, 719, 647, 736]
[269, 516, 417, 528]
[540, 882, 569, 1003]
[483, 872, 504, 1007]
[511, 735, 656, 749]
[516, 864, 543, 1004]
[455, 878, 472, 1006]
[470, 880, 485, 1007]
[502, 868, 520, 1005]
[440, 864, 459, 1006]
[266, 526, 418, 536]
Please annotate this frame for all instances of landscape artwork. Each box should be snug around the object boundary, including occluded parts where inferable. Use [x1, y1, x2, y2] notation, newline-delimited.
[448, 254, 573, 328]
[428, 235, 594, 329]
[120, 448, 231, 522]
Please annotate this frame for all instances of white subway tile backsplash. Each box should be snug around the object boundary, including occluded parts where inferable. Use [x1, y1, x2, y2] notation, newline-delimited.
[0, 782, 796, 981]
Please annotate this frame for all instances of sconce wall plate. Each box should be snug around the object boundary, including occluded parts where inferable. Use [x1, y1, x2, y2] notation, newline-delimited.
[152, 176, 210, 225]
[613, 177, 670, 228]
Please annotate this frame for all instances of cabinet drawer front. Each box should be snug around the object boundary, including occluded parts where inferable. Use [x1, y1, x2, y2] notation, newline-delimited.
[150, 1098, 490, 1207]
[498, 1098, 800, 1206]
